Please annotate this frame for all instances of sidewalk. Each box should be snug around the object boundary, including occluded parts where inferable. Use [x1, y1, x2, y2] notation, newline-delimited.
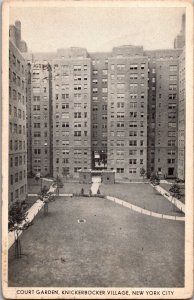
[8, 185, 56, 250]
[91, 177, 101, 195]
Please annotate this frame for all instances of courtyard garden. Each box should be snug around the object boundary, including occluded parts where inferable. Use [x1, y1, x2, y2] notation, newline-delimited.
[8, 195, 184, 288]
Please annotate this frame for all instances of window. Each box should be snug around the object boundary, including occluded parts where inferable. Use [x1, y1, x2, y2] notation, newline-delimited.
[117, 131, 124, 137]
[117, 93, 125, 99]
[130, 94, 138, 99]
[168, 103, 176, 109]
[129, 131, 137, 136]
[168, 140, 176, 146]
[74, 112, 81, 118]
[129, 102, 137, 108]
[74, 131, 81, 136]
[129, 168, 136, 174]
[117, 102, 124, 108]
[168, 159, 175, 164]
[170, 65, 177, 71]
[130, 74, 138, 80]
[169, 75, 177, 81]
[169, 94, 177, 100]
[102, 87, 107, 93]
[129, 112, 137, 118]
[130, 83, 138, 88]
[129, 140, 137, 146]
[33, 105, 40, 111]
[168, 122, 176, 128]
[129, 159, 137, 164]
[117, 112, 124, 118]
[116, 168, 124, 173]
[117, 122, 124, 127]
[117, 141, 125, 146]
[129, 150, 137, 155]
[62, 122, 69, 128]
[168, 131, 176, 137]
[129, 122, 137, 128]
[130, 64, 138, 70]
[169, 84, 177, 90]
[117, 64, 125, 71]
[62, 94, 69, 99]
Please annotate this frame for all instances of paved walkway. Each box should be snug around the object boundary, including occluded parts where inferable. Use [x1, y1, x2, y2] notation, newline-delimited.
[91, 176, 101, 195]
[8, 185, 56, 250]
[105, 196, 185, 222]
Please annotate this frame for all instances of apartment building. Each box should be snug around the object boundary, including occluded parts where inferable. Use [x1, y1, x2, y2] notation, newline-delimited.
[25, 56, 53, 177]
[107, 46, 148, 179]
[52, 48, 92, 178]
[145, 49, 182, 178]
[9, 21, 28, 204]
[177, 49, 185, 180]
[90, 53, 110, 170]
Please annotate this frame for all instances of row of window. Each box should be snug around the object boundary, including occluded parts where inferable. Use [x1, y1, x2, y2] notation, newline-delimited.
[10, 170, 26, 184]
[10, 155, 26, 167]
[9, 105, 26, 119]
[9, 123, 26, 135]
[9, 88, 26, 104]
[9, 140, 26, 151]
[9, 53, 25, 74]
[10, 185, 26, 202]
[10, 72, 25, 90]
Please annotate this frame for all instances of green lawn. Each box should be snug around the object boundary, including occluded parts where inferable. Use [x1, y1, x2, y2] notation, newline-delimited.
[160, 183, 185, 204]
[58, 182, 91, 195]
[27, 178, 53, 194]
[100, 183, 183, 216]
[8, 196, 184, 287]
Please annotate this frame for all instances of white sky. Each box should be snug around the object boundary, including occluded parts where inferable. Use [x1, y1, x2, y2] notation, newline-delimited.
[10, 6, 185, 53]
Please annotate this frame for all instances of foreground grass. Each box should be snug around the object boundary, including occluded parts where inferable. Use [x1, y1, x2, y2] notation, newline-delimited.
[9, 196, 184, 287]
[100, 183, 183, 216]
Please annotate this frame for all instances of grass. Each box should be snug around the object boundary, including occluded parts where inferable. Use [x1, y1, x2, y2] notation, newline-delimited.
[160, 183, 185, 204]
[27, 178, 53, 194]
[100, 183, 183, 216]
[57, 182, 91, 195]
[8, 196, 184, 288]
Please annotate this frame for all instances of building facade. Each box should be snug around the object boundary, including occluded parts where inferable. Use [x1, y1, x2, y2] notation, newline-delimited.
[52, 48, 92, 178]
[9, 21, 28, 205]
[107, 46, 148, 179]
[177, 49, 185, 180]
[90, 53, 110, 170]
[145, 49, 181, 178]
[25, 58, 53, 177]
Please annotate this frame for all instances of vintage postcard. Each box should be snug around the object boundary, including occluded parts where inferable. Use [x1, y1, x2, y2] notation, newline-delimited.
[2, 0, 194, 299]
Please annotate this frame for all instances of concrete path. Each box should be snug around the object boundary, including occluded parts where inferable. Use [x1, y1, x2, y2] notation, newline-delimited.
[153, 184, 185, 213]
[91, 176, 101, 195]
[8, 185, 56, 250]
[106, 196, 185, 222]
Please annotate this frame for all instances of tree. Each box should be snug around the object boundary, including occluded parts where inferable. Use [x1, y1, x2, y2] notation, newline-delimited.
[140, 167, 146, 181]
[150, 172, 160, 193]
[38, 185, 55, 215]
[9, 200, 33, 259]
[62, 167, 69, 181]
[53, 175, 63, 195]
[169, 183, 181, 211]
[34, 173, 40, 184]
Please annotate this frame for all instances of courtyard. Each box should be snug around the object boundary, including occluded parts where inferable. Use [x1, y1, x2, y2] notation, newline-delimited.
[9, 190, 184, 287]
